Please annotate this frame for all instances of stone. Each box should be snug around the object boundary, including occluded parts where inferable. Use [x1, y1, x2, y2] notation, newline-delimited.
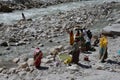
[41, 58, 52, 63]
[0, 5, 13, 12]
[16, 41, 26, 46]
[66, 64, 78, 71]
[49, 48, 58, 55]
[18, 62, 28, 68]
[0, 68, 4, 73]
[115, 19, 120, 23]
[27, 58, 34, 66]
[9, 68, 16, 73]
[13, 58, 20, 63]
[0, 41, 8, 47]
[102, 24, 120, 36]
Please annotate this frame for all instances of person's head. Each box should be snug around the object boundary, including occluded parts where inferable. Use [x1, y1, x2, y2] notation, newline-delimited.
[35, 47, 41, 53]
[70, 30, 73, 34]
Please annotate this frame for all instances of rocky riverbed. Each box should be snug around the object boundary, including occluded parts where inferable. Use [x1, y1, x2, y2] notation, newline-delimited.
[0, 1, 120, 80]
[0, 0, 80, 12]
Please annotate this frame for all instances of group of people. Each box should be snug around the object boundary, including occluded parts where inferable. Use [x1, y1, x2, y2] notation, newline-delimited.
[67, 27, 108, 65]
[33, 27, 108, 68]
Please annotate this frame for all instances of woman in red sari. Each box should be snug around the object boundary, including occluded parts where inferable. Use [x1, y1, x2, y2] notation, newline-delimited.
[34, 48, 43, 68]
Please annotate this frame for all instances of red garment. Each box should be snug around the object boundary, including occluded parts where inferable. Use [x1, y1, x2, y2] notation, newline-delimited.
[34, 52, 43, 67]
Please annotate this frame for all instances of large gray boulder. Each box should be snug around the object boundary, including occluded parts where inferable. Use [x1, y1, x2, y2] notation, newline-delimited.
[102, 24, 120, 37]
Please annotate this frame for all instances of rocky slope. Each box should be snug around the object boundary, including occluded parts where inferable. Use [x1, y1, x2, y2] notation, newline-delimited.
[0, 1, 120, 80]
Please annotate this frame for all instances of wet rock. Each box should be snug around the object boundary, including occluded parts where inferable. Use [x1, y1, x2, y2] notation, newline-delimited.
[13, 58, 20, 63]
[18, 62, 28, 68]
[27, 58, 34, 66]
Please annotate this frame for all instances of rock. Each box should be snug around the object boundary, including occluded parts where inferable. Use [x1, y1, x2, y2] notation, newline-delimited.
[41, 58, 52, 63]
[16, 41, 26, 46]
[39, 43, 44, 47]
[13, 58, 20, 63]
[0, 5, 13, 12]
[18, 62, 28, 68]
[66, 64, 78, 71]
[0, 68, 4, 73]
[27, 58, 34, 66]
[25, 67, 30, 72]
[46, 55, 53, 59]
[49, 48, 58, 55]
[18, 71, 27, 77]
[9, 68, 16, 73]
[0, 41, 8, 47]
[93, 63, 105, 70]
[102, 24, 120, 36]
[115, 19, 120, 23]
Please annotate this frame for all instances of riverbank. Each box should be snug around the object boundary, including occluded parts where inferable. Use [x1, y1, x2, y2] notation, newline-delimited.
[0, 1, 120, 80]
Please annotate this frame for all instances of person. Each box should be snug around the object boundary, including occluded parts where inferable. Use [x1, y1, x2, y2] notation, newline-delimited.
[67, 29, 74, 45]
[69, 37, 80, 64]
[99, 33, 108, 62]
[87, 29, 92, 40]
[93, 35, 99, 47]
[34, 48, 43, 68]
[79, 29, 86, 52]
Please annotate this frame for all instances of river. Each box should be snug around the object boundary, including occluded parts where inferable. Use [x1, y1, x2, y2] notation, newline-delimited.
[0, 0, 120, 24]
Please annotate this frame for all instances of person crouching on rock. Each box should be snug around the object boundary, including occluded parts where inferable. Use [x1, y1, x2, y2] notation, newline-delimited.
[99, 33, 108, 63]
[34, 48, 43, 68]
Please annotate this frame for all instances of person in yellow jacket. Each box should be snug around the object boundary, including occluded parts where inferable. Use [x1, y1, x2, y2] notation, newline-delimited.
[99, 33, 108, 62]
[67, 29, 74, 45]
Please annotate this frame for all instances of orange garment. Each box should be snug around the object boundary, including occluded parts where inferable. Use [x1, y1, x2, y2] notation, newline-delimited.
[69, 32, 74, 45]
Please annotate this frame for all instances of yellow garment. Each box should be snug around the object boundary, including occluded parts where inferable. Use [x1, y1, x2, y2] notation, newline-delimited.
[64, 56, 72, 64]
[100, 36, 108, 47]
[70, 33, 74, 45]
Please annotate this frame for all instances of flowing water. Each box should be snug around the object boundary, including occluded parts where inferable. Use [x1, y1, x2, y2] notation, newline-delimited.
[0, 0, 120, 24]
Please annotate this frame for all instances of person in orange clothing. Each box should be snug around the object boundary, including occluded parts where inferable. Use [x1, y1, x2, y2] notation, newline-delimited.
[34, 48, 43, 68]
[99, 33, 108, 62]
[67, 29, 74, 45]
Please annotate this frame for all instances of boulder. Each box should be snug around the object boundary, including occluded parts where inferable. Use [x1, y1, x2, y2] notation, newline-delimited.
[27, 58, 34, 66]
[0, 41, 8, 47]
[13, 58, 20, 63]
[115, 19, 120, 23]
[102, 24, 120, 37]
[0, 68, 4, 73]
[18, 62, 28, 68]
[0, 5, 13, 12]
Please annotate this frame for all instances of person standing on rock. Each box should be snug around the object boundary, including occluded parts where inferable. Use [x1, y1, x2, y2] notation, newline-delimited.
[99, 33, 108, 63]
[34, 48, 43, 68]
[67, 29, 74, 45]
[69, 37, 80, 64]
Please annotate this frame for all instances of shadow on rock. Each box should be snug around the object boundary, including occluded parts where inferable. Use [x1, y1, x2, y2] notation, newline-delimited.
[77, 63, 92, 69]
[106, 59, 120, 65]
[36, 66, 49, 70]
